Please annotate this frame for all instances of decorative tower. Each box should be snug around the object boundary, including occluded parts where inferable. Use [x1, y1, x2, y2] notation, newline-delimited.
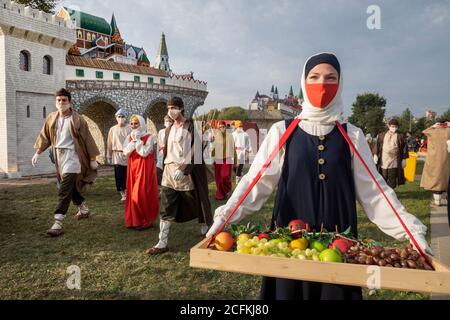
[274, 87, 279, 100]
[298, 88, 304, 103]
[110, 13, 124, 55]
[155, 32, 171, 72]
[289, 85, 294, 97]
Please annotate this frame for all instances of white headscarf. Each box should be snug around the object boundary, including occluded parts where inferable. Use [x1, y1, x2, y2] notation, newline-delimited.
[130, 114, 147, 136]
[299, 52, 344, 124]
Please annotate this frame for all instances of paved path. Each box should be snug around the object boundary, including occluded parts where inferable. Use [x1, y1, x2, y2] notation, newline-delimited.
[430, 196, 450, 300]
[0, 166, 114, 189]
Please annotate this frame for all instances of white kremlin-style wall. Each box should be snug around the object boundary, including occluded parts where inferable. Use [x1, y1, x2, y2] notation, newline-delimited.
[65, 65, 208, 91]
[0, 0, 76, 178]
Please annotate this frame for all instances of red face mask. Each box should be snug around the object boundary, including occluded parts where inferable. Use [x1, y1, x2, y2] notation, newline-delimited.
[305, 83, 339, 109]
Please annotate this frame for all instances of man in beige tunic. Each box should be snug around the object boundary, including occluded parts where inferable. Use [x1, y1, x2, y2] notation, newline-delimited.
[107, 108, 132, 201]
[32, 88, 100, 237]
[420, 122, 450, 206]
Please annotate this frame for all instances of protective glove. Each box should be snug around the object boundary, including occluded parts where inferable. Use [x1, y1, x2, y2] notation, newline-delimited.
[401, 159, 406, 168]
[206, 216, 226, 238]
[174, 169, 185, 181]
[130, 131, 137, 142]
[373, 155, 378, 164]
[407, 233, 433, 256]
[31, 152, 40, 167]
[90, 160, 99, 170]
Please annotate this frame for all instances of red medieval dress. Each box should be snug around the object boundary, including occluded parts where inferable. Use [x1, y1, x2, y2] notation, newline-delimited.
[125, 134, 159, 228]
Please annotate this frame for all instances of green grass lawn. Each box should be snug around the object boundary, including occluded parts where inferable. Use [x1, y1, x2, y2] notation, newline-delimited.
[0, 166, 431, 300]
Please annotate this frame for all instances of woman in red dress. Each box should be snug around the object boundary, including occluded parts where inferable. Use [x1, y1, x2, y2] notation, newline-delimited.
[123, 114, 159, 229]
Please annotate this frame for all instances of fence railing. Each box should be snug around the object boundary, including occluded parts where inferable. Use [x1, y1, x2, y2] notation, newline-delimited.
[66, 80, 208, 98]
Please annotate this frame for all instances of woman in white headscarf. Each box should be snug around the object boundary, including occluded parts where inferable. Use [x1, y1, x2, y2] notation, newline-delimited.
[123, 114, 159, 230]
[207, 53, 431, 300]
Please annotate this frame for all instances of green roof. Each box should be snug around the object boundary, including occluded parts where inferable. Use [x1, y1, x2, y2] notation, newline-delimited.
[65, 7, 112, 35]
[110, 13, 117, 35]
[139, 54, 150, 63]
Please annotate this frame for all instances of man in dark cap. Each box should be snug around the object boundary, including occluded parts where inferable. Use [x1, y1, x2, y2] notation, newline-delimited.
[373, 118, 409, 189]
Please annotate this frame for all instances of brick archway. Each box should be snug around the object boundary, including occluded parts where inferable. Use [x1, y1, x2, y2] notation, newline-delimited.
[81, 101, 117, 164]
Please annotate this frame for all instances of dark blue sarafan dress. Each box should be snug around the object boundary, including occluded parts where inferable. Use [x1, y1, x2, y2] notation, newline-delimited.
[260, 120, 362, 300]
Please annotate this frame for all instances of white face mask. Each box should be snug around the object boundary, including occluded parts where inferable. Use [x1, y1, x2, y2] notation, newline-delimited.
[164, 121, 172, 128]
[117, 117, 126, 126]
[168, 109, 182, 121]
[389, 126, 398, 133]
[56, 103, 70, 113]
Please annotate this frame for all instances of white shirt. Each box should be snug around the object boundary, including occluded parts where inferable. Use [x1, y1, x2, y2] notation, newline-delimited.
[157, 128, 166, 170]
[55, 115, 81, 175]
[107, 125, 132, 166]
[232, 128, 252, 164]
[214, 120, 427, 241]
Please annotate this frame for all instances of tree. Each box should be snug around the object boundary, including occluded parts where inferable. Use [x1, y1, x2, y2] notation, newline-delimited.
[218, 106, 248, 121]
[348, 93, 386, 137]
[194, 106, 248, 122]
[13, 0, 58, 13]
[437, 107, 450, 122]
[414, 117, 435, 137]
[398, 108, 414, 133]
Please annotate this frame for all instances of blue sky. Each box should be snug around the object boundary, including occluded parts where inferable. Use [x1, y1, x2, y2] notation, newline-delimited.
[58, 0, 450, 118]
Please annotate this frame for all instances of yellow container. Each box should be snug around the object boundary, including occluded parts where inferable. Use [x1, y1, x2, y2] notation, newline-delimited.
[404, 152, 417, 182]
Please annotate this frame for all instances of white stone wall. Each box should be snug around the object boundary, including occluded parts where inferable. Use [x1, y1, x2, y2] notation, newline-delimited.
[16, 91, 56, 176]
[0, 2, 76, 177]
[167, 77, 207, 91]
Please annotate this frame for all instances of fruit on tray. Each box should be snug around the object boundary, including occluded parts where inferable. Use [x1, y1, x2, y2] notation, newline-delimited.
[345, 243, 433, 270]
[319, 248, 343, 263]
[218, 220, 433, 270]
[214, 232, 234, 251]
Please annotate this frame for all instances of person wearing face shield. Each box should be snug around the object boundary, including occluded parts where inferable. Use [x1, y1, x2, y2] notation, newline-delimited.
[33, 88, 100, 237]
[156, 115, 174, 186]
[206, 53, 431, 300]
[146, 97, 212, 255]
[122, 115, 159, 230]
[373, 118, 409, 189]
[107, 108, 132, 202]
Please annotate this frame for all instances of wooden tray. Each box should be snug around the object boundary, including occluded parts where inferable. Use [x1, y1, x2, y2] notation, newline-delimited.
[190, 238, 450, 294]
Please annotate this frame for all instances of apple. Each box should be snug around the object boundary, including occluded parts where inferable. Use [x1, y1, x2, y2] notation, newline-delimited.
[309, 240, 326, 252]
[329, 238, 353, 255]
[288, 219, 307, 231]
[258, 233, 271, 240]
[319, 248, 343, 263]
[214, 232, 234, 251]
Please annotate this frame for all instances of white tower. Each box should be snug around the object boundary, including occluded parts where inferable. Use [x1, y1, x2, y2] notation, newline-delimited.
[0, 1, 76, 177]
[155, 32, 171, 73]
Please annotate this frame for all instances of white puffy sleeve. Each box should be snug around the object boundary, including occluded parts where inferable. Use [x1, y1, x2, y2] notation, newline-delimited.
[214, 121, 286, 224]
[135, 135, 154, 158]
[122, 135, 135, 157]
[348, 123, 427, 240]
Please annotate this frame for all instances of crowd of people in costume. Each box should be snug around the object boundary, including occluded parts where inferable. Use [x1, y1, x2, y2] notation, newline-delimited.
[31, 52, 449, 300]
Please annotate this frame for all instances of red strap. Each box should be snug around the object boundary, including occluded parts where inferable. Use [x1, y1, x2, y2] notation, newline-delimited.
[335, 121, 432, 265]
[207, 118, 301, 247]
